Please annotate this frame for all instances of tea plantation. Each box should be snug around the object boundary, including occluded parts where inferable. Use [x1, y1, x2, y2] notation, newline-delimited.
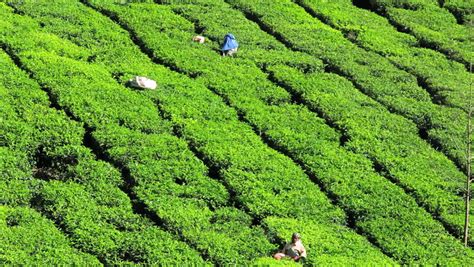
[0, 0, 473, 265]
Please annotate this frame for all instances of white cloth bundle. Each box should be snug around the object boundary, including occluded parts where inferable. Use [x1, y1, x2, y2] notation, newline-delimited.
[129, 76, 157, 90]
[192, 35, 206, 44]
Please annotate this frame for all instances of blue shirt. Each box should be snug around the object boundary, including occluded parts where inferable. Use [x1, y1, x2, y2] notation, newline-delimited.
[221, 33, 239, 51]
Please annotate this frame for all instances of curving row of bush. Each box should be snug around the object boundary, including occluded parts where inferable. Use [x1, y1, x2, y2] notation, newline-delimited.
[74, 0, 473, 263]
[443, 0, 474, 24]
[37, 177, 206, 265]
[0, 48, 86, 205]
[368, 0, 473, 65]
[0, 205, 101, 265]
[19, 0, 347, 224]
[4, 0, 472, 264]
[296, 0, 472, 115]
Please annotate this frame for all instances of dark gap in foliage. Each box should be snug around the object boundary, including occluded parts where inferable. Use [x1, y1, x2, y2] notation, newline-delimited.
[154, 0, 169, 4]
[6, 1, 26, 16]
[372, 161, 390, 178]
[0, 135, 6, 147]
[251, 216, 264, 229]
[417, 127, 430, 142]
[6, 214, 19, 227]
[150, 100, 169, 123]
[32, 148, 55, 182]
[174, 177, 186, 186]
[87, 54, 97, 63]
[112, 71, 125, 82]
[339, 135, 350, 147]
[32, 148, 78, 182]
[415, 76, 449, 106]
[117, 118, 126, 127]
[344, 30, 359, 42]
[29, 194, 43, 216]
[448, 9, 466, 25]
[351, 0, 373, 10]
[42, 86, 68, 113]
[82, 127, 104, 160]
[194, 22, 207, 36]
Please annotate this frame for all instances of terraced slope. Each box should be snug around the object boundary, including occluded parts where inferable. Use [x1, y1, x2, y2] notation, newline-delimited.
[1, 0, 472, 265]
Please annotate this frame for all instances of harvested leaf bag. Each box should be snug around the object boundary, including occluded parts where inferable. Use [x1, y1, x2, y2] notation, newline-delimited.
[192, 35, 206, 43]
[128, 76, 157, 90]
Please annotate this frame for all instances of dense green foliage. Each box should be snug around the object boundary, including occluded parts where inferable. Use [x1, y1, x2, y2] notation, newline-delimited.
[0, 0, 472, 265]
[87, 0, 472, 263]
[0, 4, 204, 265]
[297, 0, 472, 113]
[443, 0, 474, 24]
[0, 205, 101, 265]
[369, 0, 473, 64]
